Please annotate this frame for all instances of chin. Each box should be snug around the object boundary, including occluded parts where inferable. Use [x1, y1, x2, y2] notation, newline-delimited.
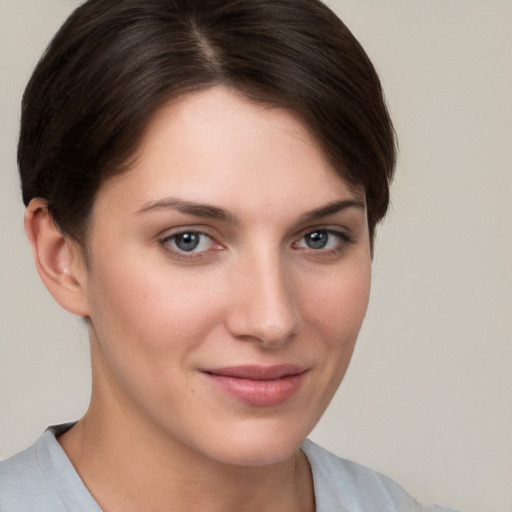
[191, 418, 312, 467]
[214, 441, 302, 467]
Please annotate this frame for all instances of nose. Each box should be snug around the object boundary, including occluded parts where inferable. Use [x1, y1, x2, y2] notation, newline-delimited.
[225, 252, 300, 349]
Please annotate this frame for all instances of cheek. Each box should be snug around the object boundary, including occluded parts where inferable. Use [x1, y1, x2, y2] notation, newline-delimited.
[85, 253, 226, 359]
[289, 260, 371, 432]
[301, 259, 370, 393]
[303, 261, 371, 346]
[85, 260, 228, 418]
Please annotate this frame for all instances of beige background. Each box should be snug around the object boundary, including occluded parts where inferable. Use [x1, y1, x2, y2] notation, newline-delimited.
[1, 1, 511, 511]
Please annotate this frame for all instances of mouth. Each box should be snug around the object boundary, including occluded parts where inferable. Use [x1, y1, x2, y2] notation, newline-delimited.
[201, 364, 309, 406]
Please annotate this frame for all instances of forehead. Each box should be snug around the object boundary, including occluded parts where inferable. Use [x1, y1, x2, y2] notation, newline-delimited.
[137, 86, 323, 168]
[94, 86, 363, 222]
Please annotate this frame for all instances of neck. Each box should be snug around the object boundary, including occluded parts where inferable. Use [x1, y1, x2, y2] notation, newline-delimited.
[58, 380, 315, 512]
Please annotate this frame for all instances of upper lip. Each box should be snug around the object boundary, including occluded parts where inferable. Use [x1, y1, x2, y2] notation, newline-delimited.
[202, 364, 308, 380]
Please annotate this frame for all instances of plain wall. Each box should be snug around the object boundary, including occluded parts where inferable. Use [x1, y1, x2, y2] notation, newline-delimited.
[1, 1, 511, 511]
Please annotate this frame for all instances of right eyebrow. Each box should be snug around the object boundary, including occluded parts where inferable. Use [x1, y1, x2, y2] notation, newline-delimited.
[135, 197, 239, 224]
[298, 198, 365, 223]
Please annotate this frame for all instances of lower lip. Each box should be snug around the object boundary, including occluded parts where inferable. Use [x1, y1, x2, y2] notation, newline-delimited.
[203, 371, 307, 406]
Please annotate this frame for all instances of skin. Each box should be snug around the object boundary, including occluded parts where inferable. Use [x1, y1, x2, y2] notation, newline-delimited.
[26, 86, 372, 512]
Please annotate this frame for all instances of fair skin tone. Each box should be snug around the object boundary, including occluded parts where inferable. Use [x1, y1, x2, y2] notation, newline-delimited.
[25, 86, 372, 512]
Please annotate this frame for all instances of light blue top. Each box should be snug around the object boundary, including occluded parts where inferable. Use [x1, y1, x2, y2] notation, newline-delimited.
[0, 424, 460, 511]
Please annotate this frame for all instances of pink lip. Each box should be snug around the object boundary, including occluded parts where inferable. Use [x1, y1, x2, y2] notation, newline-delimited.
[202, 365, 308, 406]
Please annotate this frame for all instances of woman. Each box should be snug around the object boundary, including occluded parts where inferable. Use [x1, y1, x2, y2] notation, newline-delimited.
[1, 0, 461, 510]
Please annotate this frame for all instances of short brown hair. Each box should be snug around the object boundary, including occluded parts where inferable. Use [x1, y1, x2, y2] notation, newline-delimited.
[18, 0, 396, 245]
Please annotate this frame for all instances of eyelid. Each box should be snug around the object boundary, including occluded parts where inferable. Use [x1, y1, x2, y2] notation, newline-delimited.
[292, 226, 355, 254]
[294, 224, 353, 241]
[158, 224, 218, 244]
[159, 227, 224, 260]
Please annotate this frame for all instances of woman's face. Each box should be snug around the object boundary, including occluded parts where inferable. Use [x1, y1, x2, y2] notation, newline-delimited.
[80, 86, 371, 466]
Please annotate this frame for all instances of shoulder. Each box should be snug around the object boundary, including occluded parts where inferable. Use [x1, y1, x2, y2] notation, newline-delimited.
[0, 432, 64, 511]
[301, 439, 462, 512]
[0, 424, 100, 512]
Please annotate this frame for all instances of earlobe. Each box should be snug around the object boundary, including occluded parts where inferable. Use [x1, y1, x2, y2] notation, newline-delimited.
[24, 198, 90, 317]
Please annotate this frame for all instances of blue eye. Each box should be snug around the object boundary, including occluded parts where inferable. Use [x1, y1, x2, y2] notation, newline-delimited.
[295, 229, 351, 252]
[304, 230, 329, 249]
[163, 231, 214, 253]
[174, 232, 200, 251]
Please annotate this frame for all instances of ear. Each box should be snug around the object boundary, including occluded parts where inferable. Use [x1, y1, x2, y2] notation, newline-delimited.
[24, 198, 90, 317]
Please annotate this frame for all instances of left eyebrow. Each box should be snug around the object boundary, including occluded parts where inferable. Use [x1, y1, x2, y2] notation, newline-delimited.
[299, 199, 365, 223]
[135, 197, 239, 223]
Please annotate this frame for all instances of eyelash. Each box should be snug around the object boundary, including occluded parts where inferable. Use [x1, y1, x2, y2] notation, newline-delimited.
[160, 230, 220, 260]
[160, 228, 354, 261]
[292, 229, 354, 257]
